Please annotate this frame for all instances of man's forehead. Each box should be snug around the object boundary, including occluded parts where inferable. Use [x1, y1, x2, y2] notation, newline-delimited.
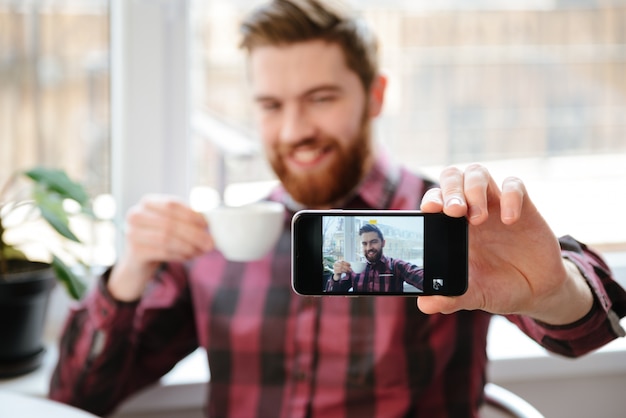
[361, 231, 380, 241]
[248, 40, 355, 96]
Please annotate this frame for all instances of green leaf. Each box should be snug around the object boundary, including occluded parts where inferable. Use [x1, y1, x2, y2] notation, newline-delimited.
[33, 187, 81, 243]
[0, 244, 27, 261]
[51, 255, 86, 300]
[24, 167, 91, 211]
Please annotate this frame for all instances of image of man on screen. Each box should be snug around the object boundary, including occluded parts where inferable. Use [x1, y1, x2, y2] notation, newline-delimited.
[326, 223, 424, 293]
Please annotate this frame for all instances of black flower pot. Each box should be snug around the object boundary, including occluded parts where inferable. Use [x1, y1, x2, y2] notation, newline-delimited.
[0, 260, 56, 378]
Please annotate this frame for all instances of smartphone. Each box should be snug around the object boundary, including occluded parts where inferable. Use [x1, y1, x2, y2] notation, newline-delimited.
[292, 210, 468, 296]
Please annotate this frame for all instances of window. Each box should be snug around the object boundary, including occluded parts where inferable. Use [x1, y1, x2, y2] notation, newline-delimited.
[190, 0, 626, 249]
[0, 0, 113, 266]
[3, 1, 624, 268]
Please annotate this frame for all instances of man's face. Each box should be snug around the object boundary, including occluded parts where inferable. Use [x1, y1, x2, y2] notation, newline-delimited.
[361, 231, 384, 263]
[249, 40, 374, 208]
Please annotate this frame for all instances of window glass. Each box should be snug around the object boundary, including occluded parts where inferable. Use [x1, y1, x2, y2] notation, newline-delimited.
[0, 0, 113, 266]
[190, 0, 626, 249]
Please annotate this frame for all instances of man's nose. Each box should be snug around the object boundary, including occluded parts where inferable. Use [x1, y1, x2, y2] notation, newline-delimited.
[279, 104, 315, 144]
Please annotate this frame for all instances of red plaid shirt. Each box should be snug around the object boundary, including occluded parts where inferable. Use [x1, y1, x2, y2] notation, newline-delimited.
[49, 154, 626, 418]
[326, 255, 424, 293]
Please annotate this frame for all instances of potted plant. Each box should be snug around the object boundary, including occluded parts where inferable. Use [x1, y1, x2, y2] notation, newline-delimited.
[0, 167, 93, 377]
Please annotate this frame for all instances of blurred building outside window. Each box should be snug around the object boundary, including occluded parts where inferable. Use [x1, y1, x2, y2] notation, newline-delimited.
[2, 0, 625, 282]
[0, 0, 114, 277]
[190, 0, 626, 251]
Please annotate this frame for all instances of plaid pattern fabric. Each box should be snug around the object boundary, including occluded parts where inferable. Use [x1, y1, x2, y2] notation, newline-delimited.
[50, 155, 626, 418]
[326, 255, 424, 293]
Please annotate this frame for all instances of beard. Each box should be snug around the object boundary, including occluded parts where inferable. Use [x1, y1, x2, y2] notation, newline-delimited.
[365, 248, 382, 263]
[267, 111, 373, 208]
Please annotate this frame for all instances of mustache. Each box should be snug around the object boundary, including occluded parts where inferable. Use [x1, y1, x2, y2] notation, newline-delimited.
[277, 137, 332, 153]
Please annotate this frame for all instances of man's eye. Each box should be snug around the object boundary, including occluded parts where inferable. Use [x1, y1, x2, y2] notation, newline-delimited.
[310, 95, 335, 104]
[259, 101, 280, 111]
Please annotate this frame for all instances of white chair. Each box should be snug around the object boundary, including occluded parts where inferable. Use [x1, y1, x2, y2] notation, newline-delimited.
[482, 383, 545, 418]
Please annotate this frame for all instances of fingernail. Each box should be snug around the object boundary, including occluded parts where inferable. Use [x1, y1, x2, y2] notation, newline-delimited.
[430, 195, 444, 205]
[502, 207, 515, 221]
[469, 205, 482, 219]
[446, 197, 463, 207]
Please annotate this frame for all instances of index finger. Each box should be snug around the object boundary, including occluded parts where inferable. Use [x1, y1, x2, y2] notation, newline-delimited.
[462, 164, 499, 225]
[500, 176, 526, 225]
[438, 166, 467, 218]
[141, 196, 212, 253]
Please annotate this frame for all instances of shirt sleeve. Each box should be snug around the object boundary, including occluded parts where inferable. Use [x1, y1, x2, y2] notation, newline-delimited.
[48, 262, 199, 416]
[506, 235, 626, 358]
[394, 259, 424, 291]
[325, 272, 354, 292]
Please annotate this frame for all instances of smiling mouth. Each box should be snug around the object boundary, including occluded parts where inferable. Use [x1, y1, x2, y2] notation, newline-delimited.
[289, 144, 333, 167]
[365, 250, 377, 260]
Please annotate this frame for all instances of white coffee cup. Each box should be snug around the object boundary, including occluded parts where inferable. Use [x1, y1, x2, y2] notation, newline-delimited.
[205, 201, 285, 262]
[348, 260, 367, 274]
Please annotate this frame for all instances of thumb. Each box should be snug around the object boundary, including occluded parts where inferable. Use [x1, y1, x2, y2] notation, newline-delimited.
[417, 295, 465, 315]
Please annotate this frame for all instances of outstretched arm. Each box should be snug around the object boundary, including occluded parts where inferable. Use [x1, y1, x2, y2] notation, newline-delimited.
[395, 260, 424, 292]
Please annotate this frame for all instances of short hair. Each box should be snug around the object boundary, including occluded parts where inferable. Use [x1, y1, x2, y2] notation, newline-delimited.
[239, 0, 379, 91]
[359, 223, 384, 241]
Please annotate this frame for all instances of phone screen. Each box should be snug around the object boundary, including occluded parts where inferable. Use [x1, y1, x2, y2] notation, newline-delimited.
[292, 210, 468, 296]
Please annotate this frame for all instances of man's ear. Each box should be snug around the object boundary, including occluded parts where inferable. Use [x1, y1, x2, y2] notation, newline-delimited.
[368, 73, 387, 118]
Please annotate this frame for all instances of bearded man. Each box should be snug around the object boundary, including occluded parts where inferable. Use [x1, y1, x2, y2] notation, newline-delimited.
[50, 1, 626, 417]
[328, 223, 424, 293]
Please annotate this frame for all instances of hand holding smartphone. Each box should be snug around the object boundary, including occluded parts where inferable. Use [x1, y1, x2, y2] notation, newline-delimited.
[292, 210, 468, 296]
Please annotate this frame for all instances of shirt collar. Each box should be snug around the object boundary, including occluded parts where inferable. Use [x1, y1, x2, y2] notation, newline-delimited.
[356, 149, 401, 209]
